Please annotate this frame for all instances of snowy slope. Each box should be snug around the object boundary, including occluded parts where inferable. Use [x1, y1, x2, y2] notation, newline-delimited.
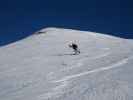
[0, 27, 133, 100]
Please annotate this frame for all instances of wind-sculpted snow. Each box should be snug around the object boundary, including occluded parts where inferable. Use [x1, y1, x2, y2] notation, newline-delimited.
[0, 27, 133, 100]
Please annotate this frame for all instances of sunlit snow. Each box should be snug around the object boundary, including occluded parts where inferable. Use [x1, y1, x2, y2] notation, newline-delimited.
[0, 27, 133, 100]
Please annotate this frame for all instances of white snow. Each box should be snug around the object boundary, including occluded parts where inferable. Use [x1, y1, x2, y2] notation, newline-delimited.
[0, 27, 133, 100]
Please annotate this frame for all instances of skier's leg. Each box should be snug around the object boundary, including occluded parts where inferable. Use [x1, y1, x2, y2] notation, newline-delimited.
[76, 49, 80, 54]
[74, 49, 80, 55]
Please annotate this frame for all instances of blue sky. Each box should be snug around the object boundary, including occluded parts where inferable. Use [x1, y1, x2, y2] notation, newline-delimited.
[0, 0, 133, 46]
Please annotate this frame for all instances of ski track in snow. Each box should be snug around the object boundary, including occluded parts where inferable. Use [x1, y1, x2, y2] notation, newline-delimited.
[43, 55, 133, 100]
[59, 52, 110, 72]
[52, 56, 133, 83]
[60, 62, 83, 72]
[46, 52, 110, 82]
[90, 52, 110, 60]
[45, 52, 112, 98]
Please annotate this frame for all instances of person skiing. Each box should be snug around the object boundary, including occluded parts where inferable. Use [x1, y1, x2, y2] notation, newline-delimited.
[68, 42, 80, 55]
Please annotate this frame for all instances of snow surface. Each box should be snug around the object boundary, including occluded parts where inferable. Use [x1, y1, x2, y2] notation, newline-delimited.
[0, 27, 133, 100]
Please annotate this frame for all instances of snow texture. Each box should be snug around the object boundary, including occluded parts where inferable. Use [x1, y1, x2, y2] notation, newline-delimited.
[0, 27, 133, 100]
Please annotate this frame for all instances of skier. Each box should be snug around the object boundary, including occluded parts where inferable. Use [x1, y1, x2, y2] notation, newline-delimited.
[68, 42, 80, 55]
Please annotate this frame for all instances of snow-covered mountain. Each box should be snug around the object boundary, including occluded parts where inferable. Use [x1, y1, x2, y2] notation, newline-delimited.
[0, 27, 133, 100]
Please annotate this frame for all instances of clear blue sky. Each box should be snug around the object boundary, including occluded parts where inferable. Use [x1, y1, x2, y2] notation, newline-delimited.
[0, 0, 133, 46]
